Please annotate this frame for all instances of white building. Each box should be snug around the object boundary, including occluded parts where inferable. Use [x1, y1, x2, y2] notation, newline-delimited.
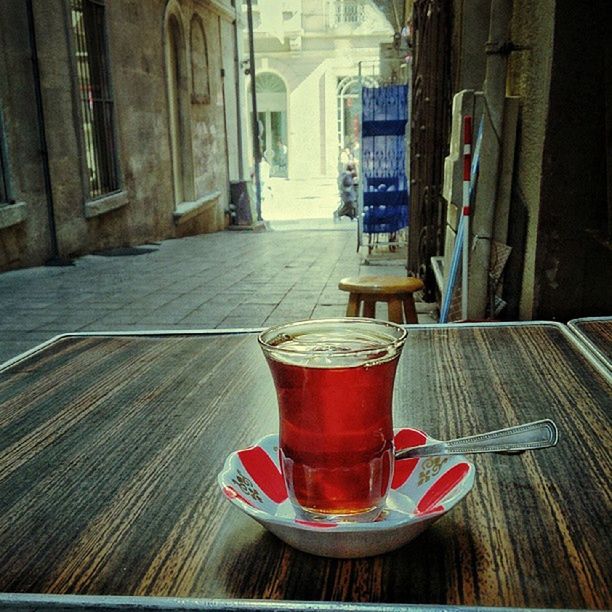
[243, 0, 395, 180]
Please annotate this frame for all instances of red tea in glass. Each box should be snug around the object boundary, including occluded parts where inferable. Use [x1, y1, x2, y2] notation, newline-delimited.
[259, 318, 406, 521]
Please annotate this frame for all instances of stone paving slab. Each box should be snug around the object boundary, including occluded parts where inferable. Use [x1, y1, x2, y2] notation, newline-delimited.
[0, 228, 435, 365]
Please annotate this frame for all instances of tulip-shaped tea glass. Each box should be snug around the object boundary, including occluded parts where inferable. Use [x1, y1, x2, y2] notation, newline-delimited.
[258, 318, 407, 522]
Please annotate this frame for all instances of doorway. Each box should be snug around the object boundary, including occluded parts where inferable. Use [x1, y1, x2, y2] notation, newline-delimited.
[337, 76, 361, 158]
[253, 72, 288, 178]
[258, 111, 287, 177]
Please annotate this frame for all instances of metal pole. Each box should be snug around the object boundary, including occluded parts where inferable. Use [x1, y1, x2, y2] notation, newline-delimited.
[26, 0, 67, 265]
[245, 0, 262, 220]
[232, 10, 244, 180]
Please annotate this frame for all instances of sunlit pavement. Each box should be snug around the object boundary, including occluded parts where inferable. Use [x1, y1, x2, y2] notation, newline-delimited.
[262, 176, 357, 231]
[262, 176, 340, 221]
[267, 217, 357, 231]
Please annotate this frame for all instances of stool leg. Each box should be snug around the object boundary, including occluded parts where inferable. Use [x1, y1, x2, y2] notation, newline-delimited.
[388, 298, 403, 323]
[346, 293, 360, 317]
[402, 295, 418, 324]
[363, 300, 376, 318]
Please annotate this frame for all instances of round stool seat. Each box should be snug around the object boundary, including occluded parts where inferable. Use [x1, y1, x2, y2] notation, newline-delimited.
[338, 275, 424, 324]
[338, 275, 424, 295]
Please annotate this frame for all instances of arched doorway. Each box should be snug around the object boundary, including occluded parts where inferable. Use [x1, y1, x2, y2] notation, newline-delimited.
[165, 9, 194, 205]
[254, 72, 288, 178]
[336, 75, 378, 168]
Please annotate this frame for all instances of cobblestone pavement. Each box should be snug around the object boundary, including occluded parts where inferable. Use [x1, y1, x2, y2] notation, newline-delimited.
[0, 226, 436, 365]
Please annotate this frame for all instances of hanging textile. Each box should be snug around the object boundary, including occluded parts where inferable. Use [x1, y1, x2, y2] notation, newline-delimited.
[360, 85, 409, 235]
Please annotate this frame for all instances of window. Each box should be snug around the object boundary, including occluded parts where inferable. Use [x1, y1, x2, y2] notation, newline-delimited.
[70, 0, 119, 199]
[0, 108, 11, 203]
[336, 75, 377, 151]
[330, 0, 366, 28]
[337, 77, 360, 151]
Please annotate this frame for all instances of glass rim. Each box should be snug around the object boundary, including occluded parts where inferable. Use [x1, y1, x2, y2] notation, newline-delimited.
[257, 317, 407, 357]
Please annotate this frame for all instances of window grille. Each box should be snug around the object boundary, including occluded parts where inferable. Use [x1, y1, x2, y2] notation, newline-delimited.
[0, 108, 11, 203]
[70, 0, 119, 199]
[332, 0, 365, 27]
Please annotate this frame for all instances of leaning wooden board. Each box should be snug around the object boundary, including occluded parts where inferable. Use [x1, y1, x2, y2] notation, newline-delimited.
[0, 323, 610, 610]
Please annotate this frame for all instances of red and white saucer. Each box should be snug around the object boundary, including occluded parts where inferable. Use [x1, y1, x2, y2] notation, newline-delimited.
[218, 428, 475, 558]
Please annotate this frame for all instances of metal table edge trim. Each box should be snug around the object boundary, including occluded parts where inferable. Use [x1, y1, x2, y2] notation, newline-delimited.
[0, 592, 589, 612]
[567, 316, 612, 374]
[1, 320, 607, 380]
[0, 328, 265, 372]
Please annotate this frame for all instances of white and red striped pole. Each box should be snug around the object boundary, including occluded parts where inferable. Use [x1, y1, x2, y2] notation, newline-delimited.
[461, 115, 473, 320]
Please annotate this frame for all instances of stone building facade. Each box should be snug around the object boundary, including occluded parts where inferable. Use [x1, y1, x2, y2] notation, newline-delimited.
[244, 0, 395, 180]
[0, 0, 248, 271]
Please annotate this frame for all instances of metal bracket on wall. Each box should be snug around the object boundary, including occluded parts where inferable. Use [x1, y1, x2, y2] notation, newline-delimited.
[472, 233, 492, 251]
[485, 41, 530, 55]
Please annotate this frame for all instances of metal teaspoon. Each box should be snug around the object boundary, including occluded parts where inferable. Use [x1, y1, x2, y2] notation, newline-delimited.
[395, 419, 559, 460]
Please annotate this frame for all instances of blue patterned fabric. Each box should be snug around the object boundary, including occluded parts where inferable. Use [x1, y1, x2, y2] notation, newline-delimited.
[361, 85, 409, 234]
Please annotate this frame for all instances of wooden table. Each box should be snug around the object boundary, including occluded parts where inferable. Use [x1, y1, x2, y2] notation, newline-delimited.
[568, 316, 612, 371]
[0, 323, 610, 611]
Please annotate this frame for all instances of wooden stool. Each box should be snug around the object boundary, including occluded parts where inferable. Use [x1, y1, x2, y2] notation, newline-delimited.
[338, 275, 424, 324]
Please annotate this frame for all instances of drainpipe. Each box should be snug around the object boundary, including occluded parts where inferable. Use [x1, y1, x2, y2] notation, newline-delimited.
[232, 3, 245, 180]
[467, 0, 511, 318]
[245, 0, 262, 220]
[26, 0, 68, 266]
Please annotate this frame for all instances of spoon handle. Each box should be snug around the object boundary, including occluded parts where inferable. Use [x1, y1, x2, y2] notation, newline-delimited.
[395, 419, 559, 460]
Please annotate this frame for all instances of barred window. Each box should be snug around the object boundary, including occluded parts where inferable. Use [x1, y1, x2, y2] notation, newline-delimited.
[331, 0, 366, 27]
[70, 0, 119, 199]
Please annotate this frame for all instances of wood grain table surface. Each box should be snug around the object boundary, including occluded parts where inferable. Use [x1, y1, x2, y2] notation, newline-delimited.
[568, 317, 612, 370]
[0, 323, 610, 611]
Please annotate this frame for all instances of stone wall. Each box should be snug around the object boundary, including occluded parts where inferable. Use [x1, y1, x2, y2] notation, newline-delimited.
[0, 0, 237, 271]
[531, 0, 609, 319]
[442, 0, 610, 319]
[0, 0, 53, 268]
[507, 0, 609, 319]
[506, 0, 555, 319]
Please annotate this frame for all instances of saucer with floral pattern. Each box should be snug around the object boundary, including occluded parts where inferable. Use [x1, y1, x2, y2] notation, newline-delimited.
[218, 428, 475, 558]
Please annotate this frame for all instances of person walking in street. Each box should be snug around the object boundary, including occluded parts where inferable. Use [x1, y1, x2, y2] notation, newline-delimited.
[338, 146, 352, 174]
[334, 163, 357, 221]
